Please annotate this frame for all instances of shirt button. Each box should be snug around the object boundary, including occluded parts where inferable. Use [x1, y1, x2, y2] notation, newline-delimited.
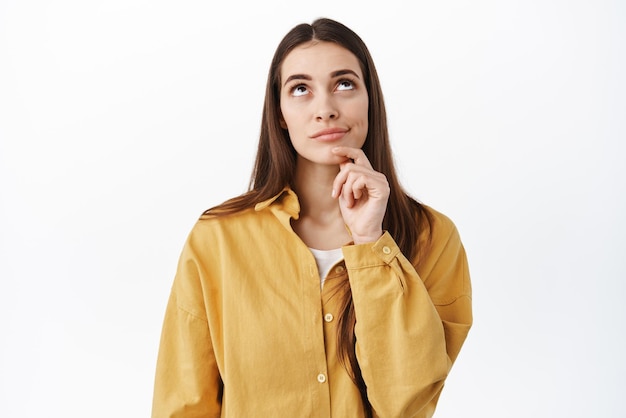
[324, 313, 334, 322]
[335, 265, 345, 274]
[382, 246, 391, 254]
[317, 373, 327, 383]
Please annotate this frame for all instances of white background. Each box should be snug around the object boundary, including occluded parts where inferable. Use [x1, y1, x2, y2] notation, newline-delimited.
[1, 0, 624, 417]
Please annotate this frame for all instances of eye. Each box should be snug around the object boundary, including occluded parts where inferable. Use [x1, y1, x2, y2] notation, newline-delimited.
[291, 84, 309, 97]
[336, 79, 355, 91]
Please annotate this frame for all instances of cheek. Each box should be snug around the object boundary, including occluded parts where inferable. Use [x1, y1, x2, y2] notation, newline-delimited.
[362, 96, 370, 119]
[279, 101, 297, 130]
[279, 94, 293, 126]
[355, 99, 369, 145]
[351, 93, 369, 120]
[355, 99, 369, 129]
[282, 110, 308, 137]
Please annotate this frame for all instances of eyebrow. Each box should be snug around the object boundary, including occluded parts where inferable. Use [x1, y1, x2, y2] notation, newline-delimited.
[331, 69, 360, 79]
[283, 74, 311, 87]
[283, 69, 361, 87]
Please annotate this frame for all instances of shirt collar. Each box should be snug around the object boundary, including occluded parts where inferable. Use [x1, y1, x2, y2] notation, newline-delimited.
[254, 187, 301, 220]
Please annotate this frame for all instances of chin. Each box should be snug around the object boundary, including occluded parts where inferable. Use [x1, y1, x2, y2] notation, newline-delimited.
[296, 153, 342, 167]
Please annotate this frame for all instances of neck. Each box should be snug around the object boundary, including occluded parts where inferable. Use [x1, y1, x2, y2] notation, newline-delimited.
[293, 158, 341, 219]
[291, 157, 352, 249]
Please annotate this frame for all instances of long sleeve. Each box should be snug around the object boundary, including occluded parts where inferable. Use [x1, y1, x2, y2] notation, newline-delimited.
[342, 210, 472, 418]
[151, 240, 223, 418]
[151, 190, 471, 417]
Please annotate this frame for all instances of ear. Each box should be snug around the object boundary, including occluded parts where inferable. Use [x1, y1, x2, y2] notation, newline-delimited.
[279, 114, 288, 130]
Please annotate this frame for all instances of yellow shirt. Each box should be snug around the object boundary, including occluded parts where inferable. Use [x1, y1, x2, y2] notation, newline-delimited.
[152, 188, 472, 418]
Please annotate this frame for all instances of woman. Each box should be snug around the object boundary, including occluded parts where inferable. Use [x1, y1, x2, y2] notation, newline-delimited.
[152, 18, 472, 418]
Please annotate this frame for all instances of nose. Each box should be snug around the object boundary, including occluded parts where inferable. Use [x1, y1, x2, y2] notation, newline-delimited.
[315, 93, 338, 121]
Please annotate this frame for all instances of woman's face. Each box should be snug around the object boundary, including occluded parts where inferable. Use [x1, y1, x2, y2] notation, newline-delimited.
[279, 41, 369, 166]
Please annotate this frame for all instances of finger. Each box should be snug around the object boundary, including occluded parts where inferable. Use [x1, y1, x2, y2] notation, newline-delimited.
[332, 164, 351, 198]
[342, 171, 370, 209]
[350, 175, 367, 201]
[343, 172, 361, 205]
[331, 146, 373, 169]
[332, 162, 377, 199]
[340, 170, 363, 201]
[341, 181, 355, 208]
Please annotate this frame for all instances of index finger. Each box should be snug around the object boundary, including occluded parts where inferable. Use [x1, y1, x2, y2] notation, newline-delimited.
[331, 146, 373, 169]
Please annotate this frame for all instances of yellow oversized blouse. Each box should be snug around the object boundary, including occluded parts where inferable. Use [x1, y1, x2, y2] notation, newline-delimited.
[152, 188, 472, 418]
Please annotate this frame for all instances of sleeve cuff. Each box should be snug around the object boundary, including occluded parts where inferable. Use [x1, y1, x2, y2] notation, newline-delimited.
[342, 231, 400, 269]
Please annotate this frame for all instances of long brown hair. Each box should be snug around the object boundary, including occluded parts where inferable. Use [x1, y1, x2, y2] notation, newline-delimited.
[204, 18, 432, 416]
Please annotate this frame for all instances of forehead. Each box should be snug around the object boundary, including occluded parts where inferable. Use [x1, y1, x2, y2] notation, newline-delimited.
[280, 41, 363, 80]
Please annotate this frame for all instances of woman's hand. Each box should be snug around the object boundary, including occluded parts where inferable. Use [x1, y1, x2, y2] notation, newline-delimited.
[331, 146, 390, 244]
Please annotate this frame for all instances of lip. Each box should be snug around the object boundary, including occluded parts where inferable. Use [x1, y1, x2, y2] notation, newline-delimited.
[310, 127, 349, 142]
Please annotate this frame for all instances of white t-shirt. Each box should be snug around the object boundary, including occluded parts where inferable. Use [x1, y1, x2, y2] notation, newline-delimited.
[308, 247, 344, 289]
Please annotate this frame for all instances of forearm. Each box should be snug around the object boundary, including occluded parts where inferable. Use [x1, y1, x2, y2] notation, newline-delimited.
[342, 232, 471, 417]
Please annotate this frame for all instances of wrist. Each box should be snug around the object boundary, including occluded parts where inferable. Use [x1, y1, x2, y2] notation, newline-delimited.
[351, 230, 383, 245]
